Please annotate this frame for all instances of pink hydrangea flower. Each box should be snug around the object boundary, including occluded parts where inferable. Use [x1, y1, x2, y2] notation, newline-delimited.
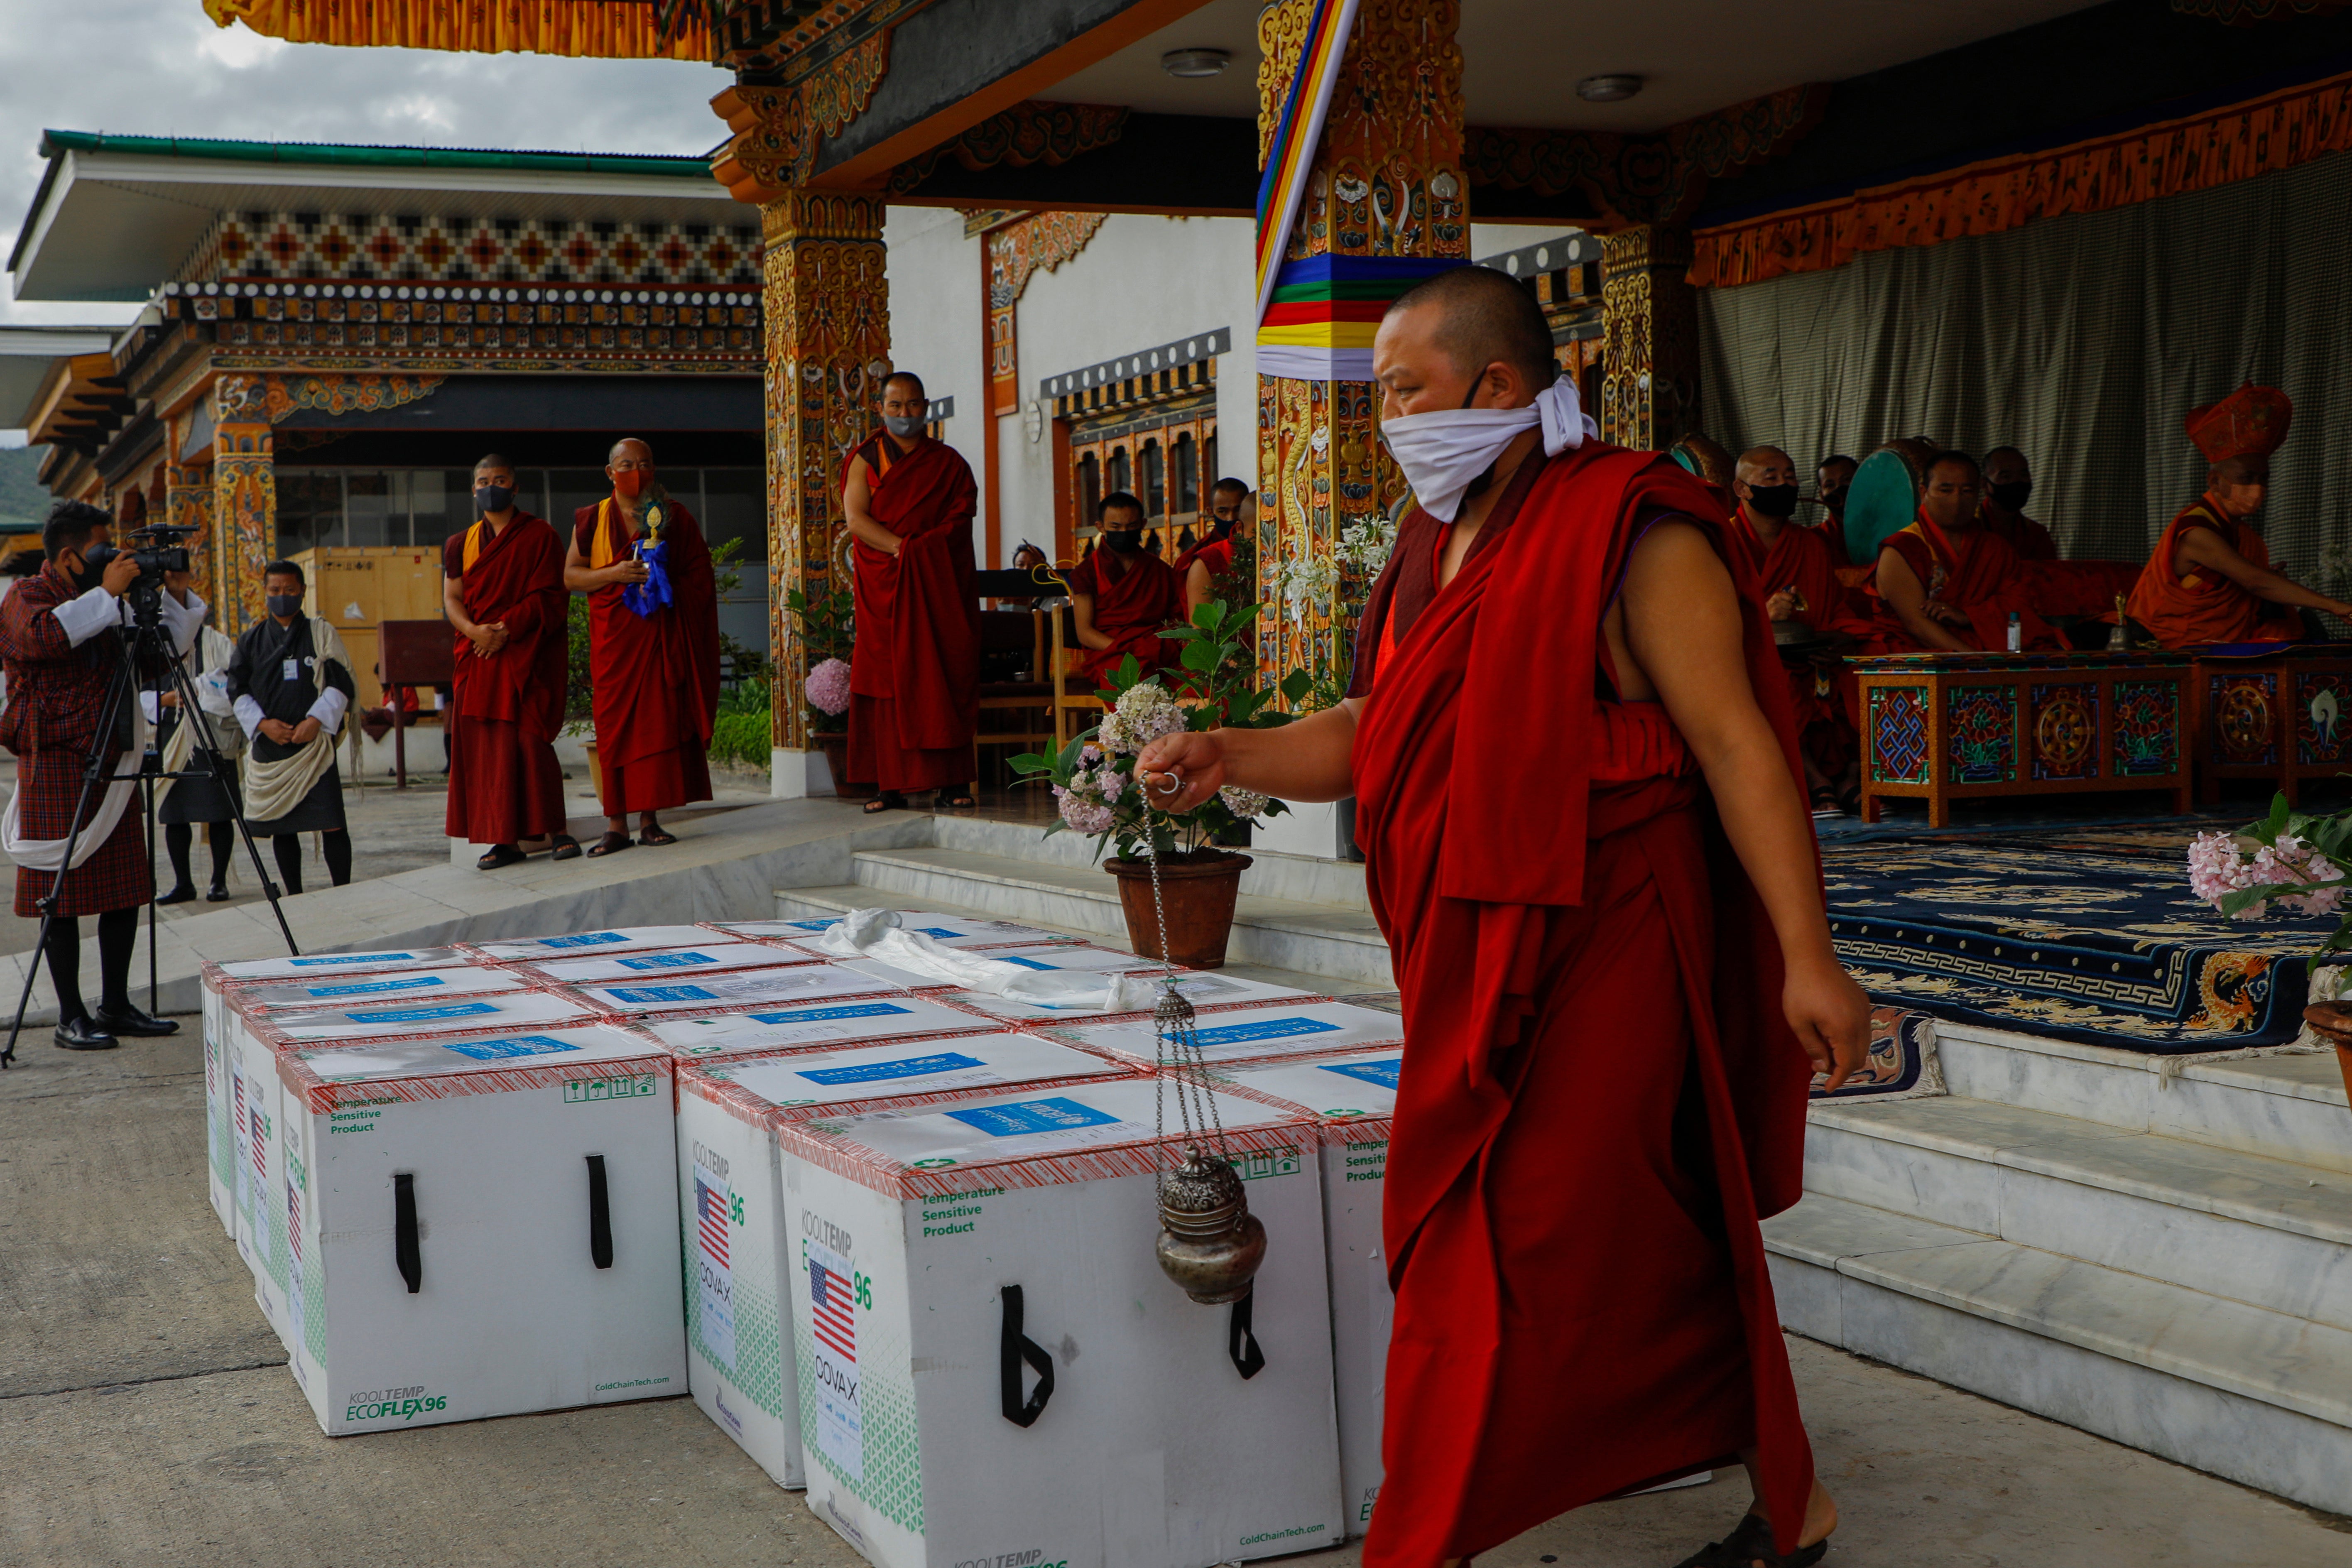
[2187, 831, 2345, 921]
[1054, 785, 1115, 835]
[804, 657, 853, 717]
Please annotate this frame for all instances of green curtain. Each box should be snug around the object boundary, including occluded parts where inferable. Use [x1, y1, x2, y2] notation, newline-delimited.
[1696, 147, 2352, 580]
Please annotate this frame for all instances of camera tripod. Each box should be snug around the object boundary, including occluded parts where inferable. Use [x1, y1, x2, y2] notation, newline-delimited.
[1, 584, 300, 1066]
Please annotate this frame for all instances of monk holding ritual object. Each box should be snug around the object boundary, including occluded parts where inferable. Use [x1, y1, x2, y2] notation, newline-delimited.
[1065, 491, 1187, 688]
[445, 453, 577, 870]
[842, 372, 981, 814]
[2126, 383, 2350, 647]
[1978, 446, 2058, 561]
[1139, 265, 1866, 1568]
[1870, 450, 2062, 653]
[566, 438, 720, 855]
[1731, 445, 1864, 815]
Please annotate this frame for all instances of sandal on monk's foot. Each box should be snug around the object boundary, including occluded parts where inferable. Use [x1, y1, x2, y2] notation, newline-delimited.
[549, 835, 582, 861]
[1675, 1514, 1828, 1568]
[1808, 785, 1842, 818]
[476, 844, 527, 871]
[638, 825, 679, 847]
[862, 792, 906, 815]
[586, 831, 632, 858]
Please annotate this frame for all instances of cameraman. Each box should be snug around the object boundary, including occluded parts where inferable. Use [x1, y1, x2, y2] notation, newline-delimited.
[0, 500, 201, 1050]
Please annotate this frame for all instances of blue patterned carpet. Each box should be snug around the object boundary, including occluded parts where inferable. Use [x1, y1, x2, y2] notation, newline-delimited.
[1824, 821, 2341, 1053]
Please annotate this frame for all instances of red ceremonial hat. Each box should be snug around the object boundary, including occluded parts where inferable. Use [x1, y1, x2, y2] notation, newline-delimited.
[2184, 382, 2292, 464]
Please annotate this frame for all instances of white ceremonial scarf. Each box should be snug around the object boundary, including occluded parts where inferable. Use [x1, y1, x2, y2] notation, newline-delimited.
[242, 617, 351, 825]
[1376, 373, 1598, 522]
[1, 703, 151, 873]
[156, 625, 242, 808]
[812, 908, 1158, 1014]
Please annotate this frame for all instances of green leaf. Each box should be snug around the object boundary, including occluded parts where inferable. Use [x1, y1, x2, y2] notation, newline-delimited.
[1117, 654, 1142, 685]
[1279, 667, 1313, 703]
[1180, 639, 1220, 673]
[2217, 885, 2283, 916]
[1007, 752, 1050, 775]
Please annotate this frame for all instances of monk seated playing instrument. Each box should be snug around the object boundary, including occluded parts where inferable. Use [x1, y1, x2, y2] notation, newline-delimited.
[1871, 450, 2063, 653]
[1977, 446, 2058, 561]
[1064, 492, 1186, 686]
[1731, 446, 1866, 814]
[2126, 383, 2352, 647]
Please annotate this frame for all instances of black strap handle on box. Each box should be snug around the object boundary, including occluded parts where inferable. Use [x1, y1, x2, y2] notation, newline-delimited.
[998, 1283, 1056, 1427]
[393, 1173, 421, 1294]
[586, 1155, 614, 1269]
[1228, 1286, 1266, 1380]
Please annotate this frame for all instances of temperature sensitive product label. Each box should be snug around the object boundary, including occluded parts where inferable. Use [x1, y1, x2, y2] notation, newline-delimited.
[441, 1034, 581, 1061]
[1318, 1057, 1403, 1091]
[794, 1052, 986, 1087]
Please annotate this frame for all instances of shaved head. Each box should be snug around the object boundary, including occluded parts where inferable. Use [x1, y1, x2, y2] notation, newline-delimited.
[883, 370, 927, 402]
[608, 437, 652, 465]
[1737, 446, 1794, 485]
[1382, 265, 1557, 402]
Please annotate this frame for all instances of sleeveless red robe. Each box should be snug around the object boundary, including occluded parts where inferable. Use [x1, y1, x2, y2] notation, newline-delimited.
[1868, 513, 2063, 652]
[2125, 494, 2303, 648]
[1729, 509, 1863, 782]
[1064, 547, 1186, 684]
[845, 434, 979, 792]
[1350, 445, 1818, 1565]
[443, 511, 569, 845]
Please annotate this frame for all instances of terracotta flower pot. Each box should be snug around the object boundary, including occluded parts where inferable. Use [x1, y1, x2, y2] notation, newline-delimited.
[816, 731, 876, 799]
[2301, 1002, 2352, 1107]
[1104, 851, 1251, 969]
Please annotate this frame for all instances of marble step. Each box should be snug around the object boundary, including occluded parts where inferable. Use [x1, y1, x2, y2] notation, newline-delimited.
[1806, 1095, 2352, 1330]
[1932, 1020, 2352, 1175]
[1765, 1192, 2352, 1516]
[843, 845, 1394, 985]
[932, 813, 1372, 911]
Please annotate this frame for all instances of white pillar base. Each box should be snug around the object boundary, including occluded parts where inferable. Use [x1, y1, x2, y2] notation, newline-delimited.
[772, 746, 814, 799]
[1252, 798, 1350, 860]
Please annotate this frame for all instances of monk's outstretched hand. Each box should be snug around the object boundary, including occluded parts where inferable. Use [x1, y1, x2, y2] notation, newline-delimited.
[1786, 955, 1872, 1092]
[1134, 731, 1226, 813]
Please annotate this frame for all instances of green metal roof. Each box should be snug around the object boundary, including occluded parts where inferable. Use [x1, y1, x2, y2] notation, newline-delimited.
[35, 130, 718, 180]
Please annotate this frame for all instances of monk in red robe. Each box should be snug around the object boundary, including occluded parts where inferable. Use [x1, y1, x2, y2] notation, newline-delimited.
[1979, 446, 2058, 561]
[1064, 492, 1186, 684]
[1177, 477, 1250, 615]
[1732, 446, 1864, 814]
[2126, 384, 2350, 647]
[1871, 450, 2064, 653]
[843, 372, 980, 813]
[1807, 453, 1856, 566]
[444, 454, 577, 869]
[1140, 267, 1865, 1568]
[565, 438, 719, 855]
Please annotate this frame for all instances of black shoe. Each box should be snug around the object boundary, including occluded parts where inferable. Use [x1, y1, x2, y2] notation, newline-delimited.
[54, 1017, 118, 1051]
[92, 1004, 179, 1038]
[157, 884, 197, 905]
[206, 885, 231, 902]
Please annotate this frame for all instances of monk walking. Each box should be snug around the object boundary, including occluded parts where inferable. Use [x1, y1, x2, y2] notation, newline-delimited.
[1140, 266, 1866, 1568]
[1870, 450, 2061, 653]
[445, 454, 576, 869]
[1731, 446, 1863, 815]
[1978, 446, 2058, 561]
[566, 438, 720, 854]
[2126, 384, 2350, 647]
[1066, 492, 1185, 684]
[842, 372, 980, 813]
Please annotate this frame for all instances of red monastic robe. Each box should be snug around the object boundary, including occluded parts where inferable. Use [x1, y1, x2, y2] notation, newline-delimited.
[1869, 513, 2064, 652]
[1730, 509, 1865, 782]
[1801, 516, 1851, 567]
[2125, 494, 2303, 648]
[845, 434, 980, 793]
[1978, 505, 2059, 561]
[1348, 446, 1818, 1565]
[443, 511, 570, 846]
[1064, 547, 1186, 684]
[575, 497, 720, 816]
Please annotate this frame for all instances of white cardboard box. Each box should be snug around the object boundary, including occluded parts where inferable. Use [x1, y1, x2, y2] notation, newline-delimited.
[470, 926, 754, 963]
[1215, 1051, 1402, 1538]
[244, 987, 604, 1047]
[773, 1078, 1344, 1568]
[275, 1024, 686, 1436]
[638, 997, 1005, 1061]
[715, 914, 1074, 950]
[676, 1036, 1144, 1490]
[944, 969, 1318, 1023]
[566, 965, 897, 1018]
[1041, 1002, 1405, 1068]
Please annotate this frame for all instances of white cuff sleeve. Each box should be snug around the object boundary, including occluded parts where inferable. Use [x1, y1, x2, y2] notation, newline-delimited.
[159, 589, 205, 656]
[306, 686, 349, 737]
[233, 694, 264, 739]
[52, 585, 120, 648]
[197, 669, 234, 717]
[140, 691, 160, 723]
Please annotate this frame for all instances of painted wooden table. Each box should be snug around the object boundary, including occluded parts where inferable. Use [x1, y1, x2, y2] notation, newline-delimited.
[2190, 646, 2352, 805]
[1852, 651, 2195, 826]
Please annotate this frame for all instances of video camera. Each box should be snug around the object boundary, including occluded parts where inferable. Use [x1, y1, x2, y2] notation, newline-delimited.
[83, 522, 195, 618]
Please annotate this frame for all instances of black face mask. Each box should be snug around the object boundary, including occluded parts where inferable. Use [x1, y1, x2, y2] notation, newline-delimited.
[474, 484, 515, 516]
[1987, 480, 2033, 512]
[1103, 529, 1144, 555]
[1818, 484, 1849, 519]
[60, 552, 92, 592]
[1746, 484, 1801, 519]
[267, 594, 304, 620]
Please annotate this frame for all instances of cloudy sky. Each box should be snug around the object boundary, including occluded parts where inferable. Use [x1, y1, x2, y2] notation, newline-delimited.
[0, 0, 734, 330]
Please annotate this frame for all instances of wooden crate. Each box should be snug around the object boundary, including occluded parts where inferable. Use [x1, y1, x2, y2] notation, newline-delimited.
[1853, 650, 2195, 827]
[289, 546, 446, 708]
[2190, 648, 2352, 806]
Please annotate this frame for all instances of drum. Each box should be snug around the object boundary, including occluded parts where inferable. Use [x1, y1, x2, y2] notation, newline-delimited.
[1667, 431, 1735, 490]
[1843, 437, 1943, 566]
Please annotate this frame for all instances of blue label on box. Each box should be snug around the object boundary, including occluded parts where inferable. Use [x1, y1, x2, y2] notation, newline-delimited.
[1318, 1056, 1403, 1091]
[945, 1096, 1120, 1138]
[289, 953, 415, 967]
[616, 951, 717, 971]
[1191, 1017, 1343, 1047]
[607, 984, 720, 1003]
[910, 927, 962, 940]
[301, 975, 444, 998]
[441, 1034, 581, 1061]
[346, 1000, 498, 1024]
[796, 1051, 985, 1087]
[747, 1002, 913, 1024]
[995, 954, 1060, 971]
[784, 919, 834, 931]
[538, 932, 628, 949]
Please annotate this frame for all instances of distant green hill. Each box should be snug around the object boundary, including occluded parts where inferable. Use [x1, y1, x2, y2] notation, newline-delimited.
[0, 445, 52, 531]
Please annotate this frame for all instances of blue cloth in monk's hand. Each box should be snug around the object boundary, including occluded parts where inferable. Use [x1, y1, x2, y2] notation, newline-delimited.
[625, 539, 673, 618]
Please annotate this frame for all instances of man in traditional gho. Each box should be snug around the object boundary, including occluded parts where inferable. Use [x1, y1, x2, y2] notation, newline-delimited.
[1138, 265, 1867, 1568]
[1978, 446, 2058, 561]
[1809, 453, 1857, 565]
[149, 566, 241, 903]
[2126, 383, 2351, 647]
[0, 501, 200, 1049]
[1730, 446, 1864, 814]
[1176, 477, 1250, 615]
[225, 561, 355, 897]
[567, 437, 720, 852]
[1869, 450, 2062, 653]
[841, 372, 980, 814]
[445, 453, 576, 869]
[1065, 491, 1186, 684]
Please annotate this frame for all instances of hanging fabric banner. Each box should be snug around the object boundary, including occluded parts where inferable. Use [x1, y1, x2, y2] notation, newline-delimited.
[1254, 0, 1362, 333]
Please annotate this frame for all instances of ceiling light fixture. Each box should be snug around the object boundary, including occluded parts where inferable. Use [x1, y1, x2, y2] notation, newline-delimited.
[1576, 74, 1644, 103]
[1161, 47, 1231, 78]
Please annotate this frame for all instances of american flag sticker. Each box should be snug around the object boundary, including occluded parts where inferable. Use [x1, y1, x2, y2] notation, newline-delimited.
[692, 1161, 736, 1371]
[804, 1235, 864, 1482]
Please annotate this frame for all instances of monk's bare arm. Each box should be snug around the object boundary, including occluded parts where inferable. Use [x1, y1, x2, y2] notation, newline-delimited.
[1873, 546, 1972, 650]
[443, 570, 500, 653]
[1623, 522, 1869, 1088]
[2175, 527, 2352, 619]
[1184, 559, 1215, 615]
[1135, 699, 1362, 808]
[563, 535, 643, 593]
[1071, 593, 1114, 652]
[842, 458, 902, 557]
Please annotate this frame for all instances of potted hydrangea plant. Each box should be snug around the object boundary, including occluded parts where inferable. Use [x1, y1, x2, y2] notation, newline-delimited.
[786, 581, 864, 797]
[1011, 600, 1293, 966]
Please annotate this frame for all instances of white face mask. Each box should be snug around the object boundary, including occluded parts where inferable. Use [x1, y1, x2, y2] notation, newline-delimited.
[1377, 374, 1597, 522]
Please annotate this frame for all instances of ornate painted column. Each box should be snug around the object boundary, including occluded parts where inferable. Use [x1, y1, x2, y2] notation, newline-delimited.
[1255, 0, 1467, 695]
[164, 460, 214, 605]
[211, 374, 276, 635]
[1598, 224, 1700, 452]
[759, 190, 891, 797]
